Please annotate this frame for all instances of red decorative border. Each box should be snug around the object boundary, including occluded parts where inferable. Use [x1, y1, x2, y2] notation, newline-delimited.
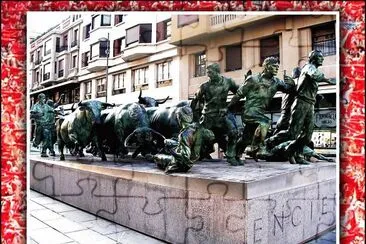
[1, 1, 364, 243]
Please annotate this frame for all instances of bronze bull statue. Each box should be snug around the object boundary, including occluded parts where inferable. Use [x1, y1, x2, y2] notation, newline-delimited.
[56, 100, 114, 161]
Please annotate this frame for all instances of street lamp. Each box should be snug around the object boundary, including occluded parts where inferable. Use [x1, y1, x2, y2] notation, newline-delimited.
[99, 33, 110, 103]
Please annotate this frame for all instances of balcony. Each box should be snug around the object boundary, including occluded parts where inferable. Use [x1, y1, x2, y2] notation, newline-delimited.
[121, 43, 156, 62]
[34, 58, 42, 65]
[43, 73, 50, 81]
[56, 45, 68, 53]
[71, 40, 78, 48]
[58, 70, 64, 78]
[170, 15, 275, 45]
[86, 57, 107, 72]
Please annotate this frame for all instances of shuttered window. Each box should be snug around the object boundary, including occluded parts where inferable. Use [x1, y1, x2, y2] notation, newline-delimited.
[113, 37, 124, 57]
[225, 45, 242, 72]
[260, 36, 280, 65]
[156, 19, 171, 42]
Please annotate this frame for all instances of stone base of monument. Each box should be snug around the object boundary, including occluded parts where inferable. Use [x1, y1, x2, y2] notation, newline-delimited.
[30, 155, 336, 244]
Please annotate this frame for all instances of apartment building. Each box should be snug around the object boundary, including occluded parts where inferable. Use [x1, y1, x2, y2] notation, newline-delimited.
[169, 14, 337, 150]
[29, 14, 83, 107]
[29, 13, 178, 109]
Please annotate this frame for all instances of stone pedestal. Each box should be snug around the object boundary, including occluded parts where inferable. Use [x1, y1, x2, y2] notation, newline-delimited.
[30, 155, 336, 244]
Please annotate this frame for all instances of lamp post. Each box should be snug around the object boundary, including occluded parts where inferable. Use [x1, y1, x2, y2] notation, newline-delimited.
[99, 33, 110, 103]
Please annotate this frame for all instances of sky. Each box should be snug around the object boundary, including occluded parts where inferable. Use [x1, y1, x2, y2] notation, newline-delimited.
[27, 12, 71, 39]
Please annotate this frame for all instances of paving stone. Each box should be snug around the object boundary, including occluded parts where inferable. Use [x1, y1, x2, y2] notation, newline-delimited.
[31, 209, 62, 221]
[30, 190, 45, 198]
[61, 210, 97, 222]
[81, 218, 130, 235]
[31, 196, 58, 205]
[29, 200, 46, 211]
[28, 216, 48, 231]
[107, 230, 164, 244]
[45, 217, 87, 233]
[31, 227, 72, 244]
[44, 202, 78, 213]
[66, 229, 117, 244]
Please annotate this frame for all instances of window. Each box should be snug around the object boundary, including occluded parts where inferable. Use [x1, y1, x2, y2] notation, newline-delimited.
[91, 15, 98, 29]
[312, 22, 336, 56]
[225, 45, 242, 71]
[43, 63, 51, 80]
[71, 87, 80, 103]
[114, 15, 124, 25]
[44, 39, 51, 55]
[83, 24, 91, 40]
[72, 55, 77, 68]
[132, 67, 149, 91]
[85, 81, 92, 99]
[101, 15, 111, 26]
[91, 41, 110, 59]
[157, 61, 172, 87]
[260, 36, 280, 65]
[36, 71, 40, 82]
[54, 61, 57, 74]
[81, 52, 89, 67]
[113, 72, 126, 95]
[126, 24, 152, 47]
[58, 59, 64, 78]
[156, 19, 171, 42]
[177, 15, 199, 27]
[194, 52, 206, 77]
[96, 78, 106, 97]
[113, 37, 124, 57]
[71, 29, 78, 47]
[99, 41, 109, 58]
[31, 54, 34, 62]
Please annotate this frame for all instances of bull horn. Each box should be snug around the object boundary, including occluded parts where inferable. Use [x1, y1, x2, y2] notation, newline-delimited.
[78, 100, 87, 106]
[150, 128, 166, 141]
[124, 131, 136, 148]
[71, 103, 76, 112]
[138, 88, 142, 99]
[157, 96, 170, 104]
[102, 102, 115, 107]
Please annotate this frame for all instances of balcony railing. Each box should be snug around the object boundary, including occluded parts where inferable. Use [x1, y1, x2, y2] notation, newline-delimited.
[71, 40, 78, 48]
[58, 70, 64, 78]
[56, 45, 68, 53]
[43, 73, 50, 81]
[34, 58, 42, 65]
[210, 15, 239, 26]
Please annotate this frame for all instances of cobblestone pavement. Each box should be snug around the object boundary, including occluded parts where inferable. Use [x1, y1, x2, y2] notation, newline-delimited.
[28, 190, 165, 244]
[29, 189, 336, 244]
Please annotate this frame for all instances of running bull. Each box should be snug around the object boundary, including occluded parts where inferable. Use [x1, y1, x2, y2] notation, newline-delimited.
[56, 100, 114, 161]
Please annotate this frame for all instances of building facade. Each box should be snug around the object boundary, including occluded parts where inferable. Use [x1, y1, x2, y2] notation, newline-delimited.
[29, 13, 337, 150]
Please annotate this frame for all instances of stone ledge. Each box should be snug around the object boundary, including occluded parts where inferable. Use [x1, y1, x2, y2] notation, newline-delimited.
[30, 156, 336, 244]
[30, 155, 336, 199]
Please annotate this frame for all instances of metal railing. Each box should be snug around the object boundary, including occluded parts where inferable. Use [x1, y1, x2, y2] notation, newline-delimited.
[210, 14, 252, 26]
[56, 45, 68, 53]
[58, 70, 64, 78]
[34, 58, 42, 65]
[43, 73, 50, 81]
[71, 40, 78, 48]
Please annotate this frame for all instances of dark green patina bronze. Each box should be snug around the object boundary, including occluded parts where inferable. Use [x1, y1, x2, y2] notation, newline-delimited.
[229, 57, 294, 163]
[30, 93, 56, 157]
[153, 106, 215, 173]
[191, 63, 241, 166]
[266, 50, 336, 164]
